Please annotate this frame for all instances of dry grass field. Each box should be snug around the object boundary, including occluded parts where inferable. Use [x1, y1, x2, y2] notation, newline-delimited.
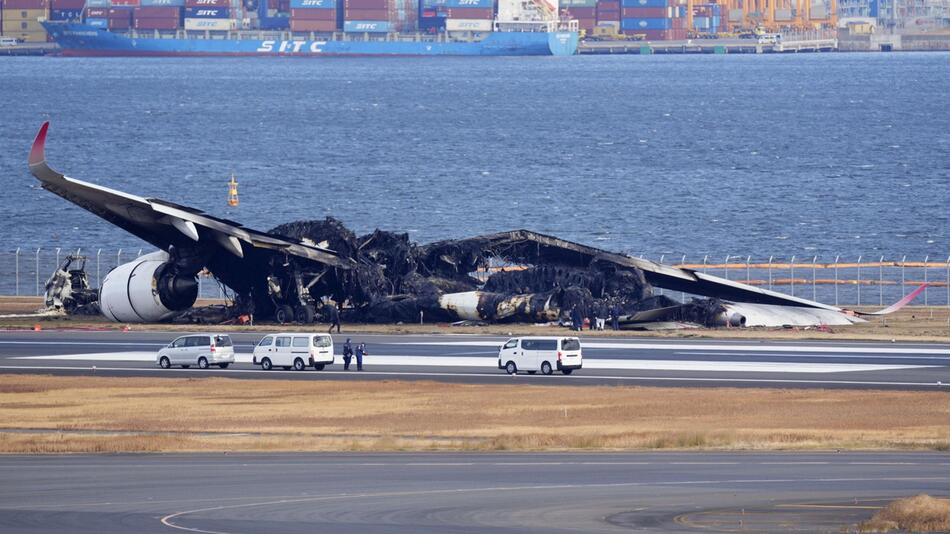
[858, 494, 950, 533]
[1, 296, 948, 342]
[0, 375, 948, 454]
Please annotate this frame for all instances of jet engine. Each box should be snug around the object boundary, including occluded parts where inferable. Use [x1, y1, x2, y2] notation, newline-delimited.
[99, 251, 198, 322]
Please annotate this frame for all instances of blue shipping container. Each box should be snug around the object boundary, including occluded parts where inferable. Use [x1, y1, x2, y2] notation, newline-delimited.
[50, 9, 83, 20]
[421, 0, 492, 8]
[184, 7, 229, 17]
[289, 0, 336, 8]
[85, 17, 109, 27]
[141, 0, 185, 6]
[868, 0, 878, 17]
[84, 0, 111, 7]
[343, 20, 390, 32]
[621, 0, 668, 8]
[259, 16, 290, 29]
[621, 17, 673, 29]
[694, 15, 710, 27]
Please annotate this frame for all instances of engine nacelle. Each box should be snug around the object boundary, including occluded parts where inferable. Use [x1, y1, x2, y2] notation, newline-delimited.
[99, 252, 198, 323]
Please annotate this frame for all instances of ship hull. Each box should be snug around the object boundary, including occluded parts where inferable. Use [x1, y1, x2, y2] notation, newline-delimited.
[43, 22, 578, 57]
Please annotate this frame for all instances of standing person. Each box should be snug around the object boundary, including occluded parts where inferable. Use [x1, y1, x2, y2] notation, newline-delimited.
[570, 305, 582, 332]
[342, 338, 353, 371]
[594, 302, 606, 331]
[355, 342, 367, 371]
[610, 303, 621, 331]
[325, 302, 341, 334]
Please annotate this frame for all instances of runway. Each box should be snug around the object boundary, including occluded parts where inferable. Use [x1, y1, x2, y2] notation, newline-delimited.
[1, 331, 949, 390]
[0, 452, 947, 533]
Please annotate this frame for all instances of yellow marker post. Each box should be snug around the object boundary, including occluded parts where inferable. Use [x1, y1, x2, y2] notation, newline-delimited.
[227, 174, 239, 207]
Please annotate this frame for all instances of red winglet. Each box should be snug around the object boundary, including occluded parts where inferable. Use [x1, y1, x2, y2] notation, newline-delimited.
[29, 121, 50, 167]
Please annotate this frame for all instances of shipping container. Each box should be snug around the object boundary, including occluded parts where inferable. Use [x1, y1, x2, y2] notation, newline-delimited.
[258, 15, 290, 28]
[1, 8, 48, 20]
[108, 7, 133, 18]
[183, 16, 232, 28]
[84, 0, 111, 7]
[439, 6, 491, 18]
[290, 8, 335, 18]
[2, 18, 44, 31]
[133, 15, 179, 27]
[3, 29, 47, 41]
[342, 19, 388, 31]
[140, 0, 185, 6]
[184, 0, 228, 5]
[0, 0, 48, 8]
[84, 16, 109, 26]
[629, 27, 685, 38]
[50, 0, 85, 8]
[344, 8, 387, 18]
[343, 0, 387, 9]
[561, 0, 597, 6]
[133, 5, 180, 17]
[421, 0, 491, 7]
[597, 0, 619, 8]
[621, 17, 671, 29]
[110, 0, 140, 6]
[289, 18, 335, 30]
[596, 11, 619, 20]
[85, 7, 109, 16]
[49, 8, 82, 18]
[184, 6, 228, 17]
[620, 0, 667, 7]
[108, 16, 131, 27]
[563, 6, 595, 17]
[445, 17, 490, 30]
[621, 6, 669, 17]
[289, 0, 335, 7]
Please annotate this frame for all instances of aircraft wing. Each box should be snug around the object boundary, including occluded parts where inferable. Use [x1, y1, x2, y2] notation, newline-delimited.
[29, 122, 353, 269]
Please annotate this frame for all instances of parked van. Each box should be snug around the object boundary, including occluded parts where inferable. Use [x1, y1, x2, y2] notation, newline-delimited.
[0, 37, 21, 47]
[253, 333, 334, 371]
[497, 337, 582, 375]
[156, 334, 235, 369]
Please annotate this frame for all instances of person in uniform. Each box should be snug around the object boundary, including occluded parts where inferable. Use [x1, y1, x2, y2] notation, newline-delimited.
[342, 338, 353, 370]
[355, 342, 367, 371]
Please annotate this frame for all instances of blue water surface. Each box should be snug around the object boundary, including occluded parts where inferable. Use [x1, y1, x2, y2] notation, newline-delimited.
[1, 52, 948, 262]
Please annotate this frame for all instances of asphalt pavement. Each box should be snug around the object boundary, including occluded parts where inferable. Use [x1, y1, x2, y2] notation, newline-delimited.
[1, 330, 949, 390]
[0, 452, 947, 533]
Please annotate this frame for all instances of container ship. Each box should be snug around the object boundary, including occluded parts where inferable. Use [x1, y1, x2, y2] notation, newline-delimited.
[33, 0, 580, 56]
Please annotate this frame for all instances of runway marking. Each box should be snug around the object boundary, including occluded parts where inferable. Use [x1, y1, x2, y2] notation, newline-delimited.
[395, 340, 950, 355]
[678, 351, 950, 362]
[9, 352, 930, 373]
[159, 476, 950, 534]
[0, 365, 944, 387]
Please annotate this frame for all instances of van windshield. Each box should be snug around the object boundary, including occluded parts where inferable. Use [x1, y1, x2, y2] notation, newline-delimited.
[561, 339, 581, 351]
[313, 336, 332, 348]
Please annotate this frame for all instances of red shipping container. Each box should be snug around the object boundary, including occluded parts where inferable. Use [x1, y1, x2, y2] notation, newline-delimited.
[134, 6, 180, 18]
[596, 8, 619, 15]
[597, 12, 620, 21]
[108, 17, 131, 28]
[440, 7, 492, 18]
[108, 7, 133, 18]
[344, 0, 388, 9]
[563, 6, 595, 17]
[85, 7, 108, 17]
[575, 17, 595, 29]
[0, 0, 49, 8]
[51, 0, 85, 9]
[344, 8, 388, 18]
[110, 0, 141, 6]
[597, 0, 619, 9]
[185, 0, 230, 7]
[290, 8, 335, 19]
[626, 28, 686, 39]
[278, 0, 290, 10]
[289, 18, 336, 31]
[134, 16, 179, 28]
[621, 7, 668, 17]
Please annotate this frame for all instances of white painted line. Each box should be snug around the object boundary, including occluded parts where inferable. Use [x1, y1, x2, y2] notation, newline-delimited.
[677, 351, 950, 361]
[394, 340, 950, 355]
[12, 353, 929, 373]
[0, 365, 943, 388]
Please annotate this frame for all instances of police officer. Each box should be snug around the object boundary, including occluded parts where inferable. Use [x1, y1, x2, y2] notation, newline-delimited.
[342, 338, 353, 371]
[355, 342, 367, 371]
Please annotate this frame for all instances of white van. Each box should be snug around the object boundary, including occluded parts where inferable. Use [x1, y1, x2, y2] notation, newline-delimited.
[497, 337, 582, 375]
[156, 334, 235, 369]
[0, 37, 20, 47]
[253, 333, 334, 371]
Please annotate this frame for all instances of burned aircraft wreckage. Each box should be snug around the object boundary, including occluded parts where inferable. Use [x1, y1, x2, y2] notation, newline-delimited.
[29, 122, 916, 328]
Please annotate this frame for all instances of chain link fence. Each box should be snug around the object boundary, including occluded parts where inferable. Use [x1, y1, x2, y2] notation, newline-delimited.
[0, 248, 948, 307]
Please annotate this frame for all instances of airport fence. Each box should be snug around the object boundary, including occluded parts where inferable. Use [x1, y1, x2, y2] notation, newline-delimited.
[0, 248, 948, 308]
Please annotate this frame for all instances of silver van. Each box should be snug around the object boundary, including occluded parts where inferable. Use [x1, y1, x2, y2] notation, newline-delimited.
[157, 334, 236, 369]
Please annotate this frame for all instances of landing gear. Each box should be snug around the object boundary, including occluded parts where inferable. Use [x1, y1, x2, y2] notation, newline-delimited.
[275, 305, 294, 325]
[295, 304, 315, 324]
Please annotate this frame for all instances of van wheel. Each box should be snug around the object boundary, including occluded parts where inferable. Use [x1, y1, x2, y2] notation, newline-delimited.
[313, 363, 325, 371]
[541, 361, 553, 375]
[505, 361, 517, 375]
[562, 368, 573, 375]
[159, 356, 171, 369]
[198, 357, 209, 369]
[293, 358, 305, 371]
[275, 305, 294, 325]
[261, 358, 272, 370]
[218, 363, 230, 369]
